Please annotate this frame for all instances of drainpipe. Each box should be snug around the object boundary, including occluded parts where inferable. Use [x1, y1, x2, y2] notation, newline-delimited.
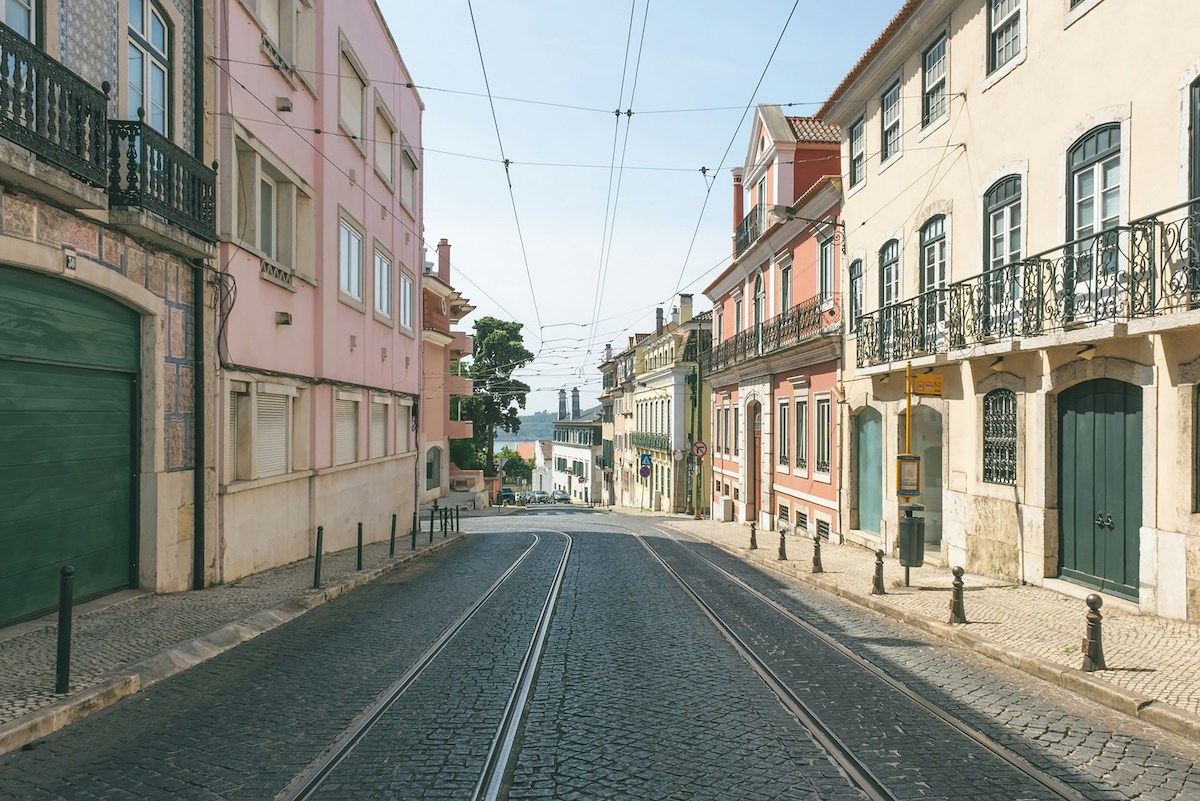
[191, 0, 206, 590]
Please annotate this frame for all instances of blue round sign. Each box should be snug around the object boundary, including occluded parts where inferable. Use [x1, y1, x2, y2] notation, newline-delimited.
[639, 465, 651, 478]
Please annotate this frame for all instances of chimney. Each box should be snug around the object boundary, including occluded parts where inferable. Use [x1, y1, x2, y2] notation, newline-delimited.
[436, 238, 451, 282]
[679, 293, 693, 324]
[558, 389, 568, 420]
[604, 343, 612, 362]
[671, 307, 680, 326]
[655, 307, 664, 336]
[731, 168, 744, 257]
[571, 387, 581, 419]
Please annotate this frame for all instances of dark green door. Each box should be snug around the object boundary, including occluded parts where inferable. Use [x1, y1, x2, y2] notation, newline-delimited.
[0, 267, 139, 625]
[1058, 378, 1141, 599]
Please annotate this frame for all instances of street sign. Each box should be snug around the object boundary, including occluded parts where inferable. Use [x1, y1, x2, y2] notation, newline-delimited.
[639, 465, 651, 478]
[691, 440, 708, 458]
[912, 374, 943, 397]
[896, 454, 921, 497]
[639, 453, 652, 467]
[577, 476, 585, 483]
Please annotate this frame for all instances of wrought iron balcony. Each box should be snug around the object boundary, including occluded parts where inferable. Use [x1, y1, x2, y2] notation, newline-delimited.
[632, 431, 670, 451]
[702, 294, 841, 375]
[108, 116, 216, 243]
[0, 22, 109, 187]
[734, 204, 765, 257]
[855, 200, 1200, 368]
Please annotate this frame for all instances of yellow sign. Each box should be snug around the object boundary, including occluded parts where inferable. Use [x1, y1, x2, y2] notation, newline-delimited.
[912, 374, 943, 397]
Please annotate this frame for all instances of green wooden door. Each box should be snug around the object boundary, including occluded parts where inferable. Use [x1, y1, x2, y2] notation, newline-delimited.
[1058, 378, 1141, 600]
[855, 408, 883, 534]
[0, 267, 139, 625]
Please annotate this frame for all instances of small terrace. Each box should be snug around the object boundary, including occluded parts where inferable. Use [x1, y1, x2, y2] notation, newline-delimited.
[703, 294, 842, 375]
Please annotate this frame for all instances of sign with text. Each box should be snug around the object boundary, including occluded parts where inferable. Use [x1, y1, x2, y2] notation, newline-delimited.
[896, 454, 922, 497]
[912, 374, 943, 397]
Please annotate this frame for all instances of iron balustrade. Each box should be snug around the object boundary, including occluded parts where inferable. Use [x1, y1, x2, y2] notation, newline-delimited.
[631, 432, 670, 451]
[108, 116, 216, 243]
[734, 205, 765, 257]
[856, 201, 1200, 368]
[0, 22, 108, 187]
[703, 295, 842, 374]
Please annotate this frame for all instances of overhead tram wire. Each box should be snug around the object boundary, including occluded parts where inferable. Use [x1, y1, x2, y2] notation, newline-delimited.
[465, 0, 544, 336]
[207, 57, 542, 349]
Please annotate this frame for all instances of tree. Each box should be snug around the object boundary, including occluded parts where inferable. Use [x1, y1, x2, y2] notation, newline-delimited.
[449, 438, 483, 471]
[463, 317, 534, 475]
[495, 446, 533, 485]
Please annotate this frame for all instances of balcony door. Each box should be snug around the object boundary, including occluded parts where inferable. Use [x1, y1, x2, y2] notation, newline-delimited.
[752, 273, 764, 353]
[1066, 125, 1122, 325]
[919, 216, 948, 352]
[982, 176, 1022, 338]
[2, 0, 38, 43]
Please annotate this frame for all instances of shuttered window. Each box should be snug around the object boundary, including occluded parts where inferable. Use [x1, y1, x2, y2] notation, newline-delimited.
[369, 401, 387, 458]
[256, 393, 290, 477]
[396, 404, 411, 452]
[227, 389, 241, 480]
[335, 399, 358, 465]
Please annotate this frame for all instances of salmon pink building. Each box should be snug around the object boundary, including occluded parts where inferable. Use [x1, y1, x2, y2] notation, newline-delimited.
[214, 0, 424, 580]
[703, 106, 844, 541]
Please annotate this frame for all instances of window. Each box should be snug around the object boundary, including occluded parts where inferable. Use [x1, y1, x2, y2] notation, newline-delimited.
[733, 407, 740, 456]
[3, 0, 36, 41]
[255, 391, 290, 478]
[1067, 125, 1121, 308]
[778, 401, 789, 464]
[258, 176, 276, 258]
[818, 239, 835, 307]
[259, 0, 281, 45]
[983, 176, 1022, 335]
[753, 273, 764, 328]
[817, 519, 830, 541]
[399, 271, 414, 329]
[375, 107, 395, 184]
[816, 398, 832, 475]
[920, 217, 947, 294]
[234, 136, 314, 279]
[715, 307, 723, 343]
[734, 298, 743, 333]
[849, 117, 865, 187]
[983, 389, 1017, 484]
[879, 240, 900, 307]
[988, 0, 1021, 74]
[334, 397, 358, 465]
[880, 80, 900, 162]
[374, 249, 392, 318]
[400, 150, 418, 213]
[128, 0, 170, 134]
[369, 399, 387, 459]
[849, 260, 864, 333]
[1191, 79, 1200, 202]
[397, 403, 412, 453]
[227, 385, 247, 481]
[723, 407, 730, 454]
[922, 34, 947, 126]
[779, 264, 792, 313]
[779, 505, 789, 523]
[339, 217, 363, 301]
[795, 397, 808, 471]
[339, 50, 365, 141]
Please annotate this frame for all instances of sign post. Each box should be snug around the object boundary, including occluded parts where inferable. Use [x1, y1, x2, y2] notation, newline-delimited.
[690, 441, 708, 520]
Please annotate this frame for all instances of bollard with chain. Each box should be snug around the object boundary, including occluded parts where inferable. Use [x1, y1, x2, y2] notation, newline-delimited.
[389, 513, 397, 558]
[812, 532, 823, 574]
[55, 566, 75, 694]
[313, 526, 324, 589]
[871, 549, 886, 595]
[1081, 594, 1106, 672]
[356, 522, 363, 571]
[749, 522, 758, 550]
[411, 511, 418, 551]
[778, 528, 787, 561]
[948, 566, 967, 624]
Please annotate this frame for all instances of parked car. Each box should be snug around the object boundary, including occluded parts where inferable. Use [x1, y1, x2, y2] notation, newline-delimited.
[532, 490, 550, 504]
[550, 489, 570, 504]
[496, 487, 516, 505]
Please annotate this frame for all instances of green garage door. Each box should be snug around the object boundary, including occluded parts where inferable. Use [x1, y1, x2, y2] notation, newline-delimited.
[0, 267, 139, 626]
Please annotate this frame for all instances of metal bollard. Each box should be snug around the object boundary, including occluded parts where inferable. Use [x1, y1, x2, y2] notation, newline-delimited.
[1081, 594, 1106, 672]
[778, 528, 787, 561]
[749, 522, 758, 550]
[949, 566, 967, 624]
[411, 511, 418, 551]
[429, 507, 435, 543]
[812, 533, 823, 574]
[441, 507, 448, 537]
[313, 526, 324, 589]
[455, 505, 460, 532]
[55, 566, 75, 694]
[871, 549, 886, 595]
[356, 522, 363, 571]
[389, 513, 397, 558]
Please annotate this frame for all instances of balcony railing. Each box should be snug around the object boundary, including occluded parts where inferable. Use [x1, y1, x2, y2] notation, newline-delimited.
[108, 117, 216, 243]
[734, 204, 765, 257]
[703, 294, 841, 374]
[857, 200, 1200, 368]
[632, 431, 669, 451]
[0, 22, 109, 187]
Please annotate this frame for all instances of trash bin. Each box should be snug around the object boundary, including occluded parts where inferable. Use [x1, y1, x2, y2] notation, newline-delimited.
[898, 504, 925, 568]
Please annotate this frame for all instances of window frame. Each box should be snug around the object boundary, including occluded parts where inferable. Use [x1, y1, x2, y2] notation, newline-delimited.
[338, 42, 368, 150]
[879, 240, 900, 308]
[982, 388, 1018, 485]
[849, 116, 866, 187]
[815, 395, 832, 478]
[232, 131, 314, 283]
[818, 238, 835, 308]
[373, 245, 393, 322]
[338, 213, 365, 306]
[334, 395, 360, 466]
[794, 395, 808, 473]
[3, 0, 40, 45]
[1066, 125, 1122, 274]
[922, 33, 948, 128]
[374, 98, 396, 188]
[880, 79, 901, 163]
[777, 400, 790, 465]
[849, 259, 864, 333]
[779, 262, 792, 314]
[127, 0, 172, 136]
[987, 0, 1023, 76]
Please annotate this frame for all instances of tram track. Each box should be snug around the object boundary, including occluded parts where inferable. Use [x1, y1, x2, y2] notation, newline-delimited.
[278, 530, 572, 801]
[635, 527, 1092, 801]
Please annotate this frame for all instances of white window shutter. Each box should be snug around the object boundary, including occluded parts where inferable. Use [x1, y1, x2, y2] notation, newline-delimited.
[227, 390, 239, 481]
[369, 402, 386, 458]
[335, 399, 358, 465]
[255, 393, 289, 477]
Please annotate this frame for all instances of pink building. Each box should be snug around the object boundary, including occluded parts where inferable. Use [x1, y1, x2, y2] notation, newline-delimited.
[703, 106, 844, 539]
[214, 0, 424, 579]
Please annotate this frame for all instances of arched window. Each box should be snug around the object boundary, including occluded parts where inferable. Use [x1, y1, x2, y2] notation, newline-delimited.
[753, 272, 764, 328]
[849, 259, 864, 332]
[129, 0, 171, 134]
[982, 388, 1017, 485]
[879, 240, 899, 306]
[919, 216, 947, 294]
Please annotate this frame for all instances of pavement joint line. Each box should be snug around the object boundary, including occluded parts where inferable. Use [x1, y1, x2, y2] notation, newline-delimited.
[659, 520, 1200, 745]
[0, 534, 466, 758]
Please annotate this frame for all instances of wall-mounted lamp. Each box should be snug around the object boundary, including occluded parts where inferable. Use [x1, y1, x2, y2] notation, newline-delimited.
[275, 311, 292, 325]
[989, 356, 1004, 372]
[1078, 344, 1097, 361]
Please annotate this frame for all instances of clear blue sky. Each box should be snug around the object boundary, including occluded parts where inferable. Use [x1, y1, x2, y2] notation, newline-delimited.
[382, 0, 902, 416]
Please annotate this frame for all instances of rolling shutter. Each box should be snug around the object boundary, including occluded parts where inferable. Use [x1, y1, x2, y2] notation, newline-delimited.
[334, 399, 358, 465]
[255, 393, 289, 477]
[227, 389, 240, 481]
[369, 401, 386, 459]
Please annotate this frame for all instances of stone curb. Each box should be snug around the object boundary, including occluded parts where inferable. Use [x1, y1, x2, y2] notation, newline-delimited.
[0, 534, 465, 758]
[663, 522, 1200, 744]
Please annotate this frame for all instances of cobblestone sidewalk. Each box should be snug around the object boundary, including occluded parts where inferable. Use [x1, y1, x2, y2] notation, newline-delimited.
[0, 528, 466, 755]
[633, 512, 1200, 742]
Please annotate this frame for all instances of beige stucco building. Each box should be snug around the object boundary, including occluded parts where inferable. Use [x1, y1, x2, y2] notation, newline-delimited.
[820, 0, 1200, 619]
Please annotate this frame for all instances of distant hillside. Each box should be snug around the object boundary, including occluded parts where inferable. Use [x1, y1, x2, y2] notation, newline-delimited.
[494, 405, 602, 442]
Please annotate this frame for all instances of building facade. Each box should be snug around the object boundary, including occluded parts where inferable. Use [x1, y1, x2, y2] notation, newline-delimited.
[551, 393, 602, 503]
[820, 0, 1200, 619]
[0, 0, 218, 625]
[704, 107, 843, 537]
[214, 0, 423, 581]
